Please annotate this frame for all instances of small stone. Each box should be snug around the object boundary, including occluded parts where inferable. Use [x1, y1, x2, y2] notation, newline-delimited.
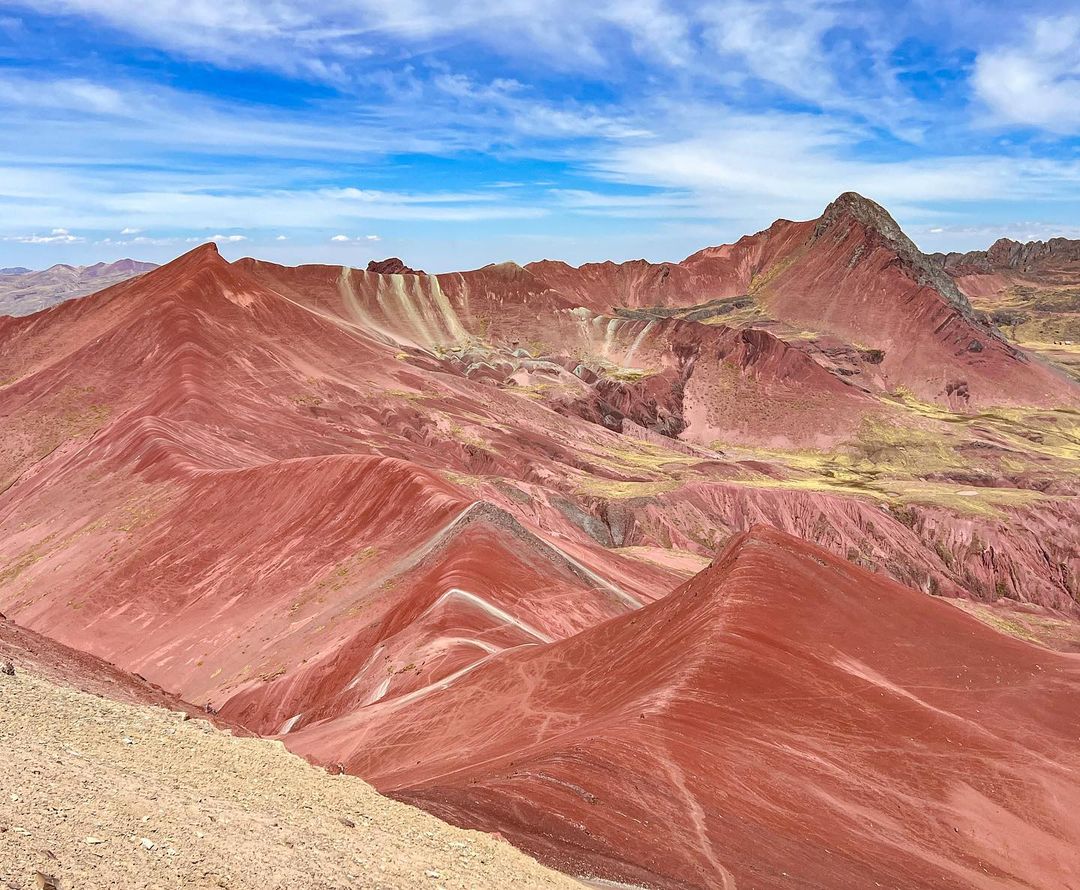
[0, 661, 14, 676]
[337, 817, 356, 829]
[425, 870, 441, 880]
[33, 873, 59, 890]
[85, 836, 106, 845]
[140, 838, 157, 850]
[121, 737, 134, 745]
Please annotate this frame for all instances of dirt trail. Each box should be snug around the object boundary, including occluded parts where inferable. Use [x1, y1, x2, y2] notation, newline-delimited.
[0, 667, 583, 890]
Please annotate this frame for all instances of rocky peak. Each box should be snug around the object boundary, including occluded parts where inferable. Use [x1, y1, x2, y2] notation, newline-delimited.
[931, 236, 1080, 275]
[366, 257, 423, 275]
[813, 192, 972, 315]
[986, 236, 1080, 272]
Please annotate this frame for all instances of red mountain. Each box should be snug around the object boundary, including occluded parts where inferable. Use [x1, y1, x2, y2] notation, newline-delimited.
[528, 193, 1071, 408]
[289, 526, 1080, 889]
[1, 197, 1078, 889]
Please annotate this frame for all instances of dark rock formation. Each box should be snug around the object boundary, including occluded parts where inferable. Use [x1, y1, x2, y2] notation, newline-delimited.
[366, 258, 424, 275]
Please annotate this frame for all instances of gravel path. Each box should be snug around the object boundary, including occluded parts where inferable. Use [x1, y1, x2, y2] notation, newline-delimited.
[0, 666, 582, 890]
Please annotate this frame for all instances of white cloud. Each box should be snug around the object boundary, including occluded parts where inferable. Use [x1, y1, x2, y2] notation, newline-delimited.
[96, 234, 180, 247]
[205, 234, 248, 243]
[702, 2, 837, 106]
[589, 112, 1080, 225]
[15, 1, 697, 79]
[918, 220, 1080, 243]
[0, 75, 127, 114]
[973, 16, 1080, 131]
[2, 228, 84, 244]
[365, 234, 381, 241]
[4, 2, 1080, 272]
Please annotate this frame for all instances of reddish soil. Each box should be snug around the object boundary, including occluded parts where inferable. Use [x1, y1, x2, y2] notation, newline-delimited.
[1, 196, 1078, 889]
[527, 194, 1074, 409]
[288, 527, 1080, 889]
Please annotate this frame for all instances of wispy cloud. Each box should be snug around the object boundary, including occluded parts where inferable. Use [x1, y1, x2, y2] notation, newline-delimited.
[973, 15, 1080, 131]
[2, 227, 84, 244]
[2, 2, 1080, 269]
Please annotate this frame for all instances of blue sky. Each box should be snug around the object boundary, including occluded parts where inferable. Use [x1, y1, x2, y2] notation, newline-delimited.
[2, 1, 1080, 271]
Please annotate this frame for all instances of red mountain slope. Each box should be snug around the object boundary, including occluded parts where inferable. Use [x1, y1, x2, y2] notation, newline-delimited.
[288, 526, 1080, 890]
[528, 193, 1072, 408]
[0, 215, 1077, 890]
[0, 614, 209, 720]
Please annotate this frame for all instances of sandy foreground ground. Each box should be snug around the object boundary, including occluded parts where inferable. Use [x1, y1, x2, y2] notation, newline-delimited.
[0, 667, 583, 890]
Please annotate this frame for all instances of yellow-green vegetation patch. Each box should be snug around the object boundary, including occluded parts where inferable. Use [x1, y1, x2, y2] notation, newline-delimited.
[748, 254, 798, 296]
[604, 366, 651, 382]
[439, 469, 487, 489]
[848, 414, 958, 476]
[504, 382, 552, 400]
[710, 389, 1077, 515]
[288, 545, 383, 614]
[380, 388, 438, 402]
[575, 476, 682, 499]
[954, 602, 1042, 644]
[883, 480, 1049, 518]
[0, 546, 45, 586]
[570, 437, 703, 502]
[439, 416, 495, 453]
[583, 437, 699, 475]
[946, 596, 1071, 648]
[116, 497, 163, 533]
[880, 389, 1080, 465]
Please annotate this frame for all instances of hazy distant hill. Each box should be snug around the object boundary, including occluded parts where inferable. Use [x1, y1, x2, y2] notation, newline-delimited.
[0, 259, 158, 316]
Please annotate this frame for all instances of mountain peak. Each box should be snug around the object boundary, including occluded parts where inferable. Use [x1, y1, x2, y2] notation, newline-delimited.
[160, 241, 229, 275]
[816, 192, 906, 241]
[190, 241, 221, 258]
[814, 191, 970, 313]
[366, 257, 423, 275]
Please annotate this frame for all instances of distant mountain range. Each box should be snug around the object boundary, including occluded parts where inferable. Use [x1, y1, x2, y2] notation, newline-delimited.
[0, 258, 157, 316]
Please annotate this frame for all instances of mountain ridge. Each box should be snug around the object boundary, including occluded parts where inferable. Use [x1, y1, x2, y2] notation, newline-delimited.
[1, 192, 1078, 890]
